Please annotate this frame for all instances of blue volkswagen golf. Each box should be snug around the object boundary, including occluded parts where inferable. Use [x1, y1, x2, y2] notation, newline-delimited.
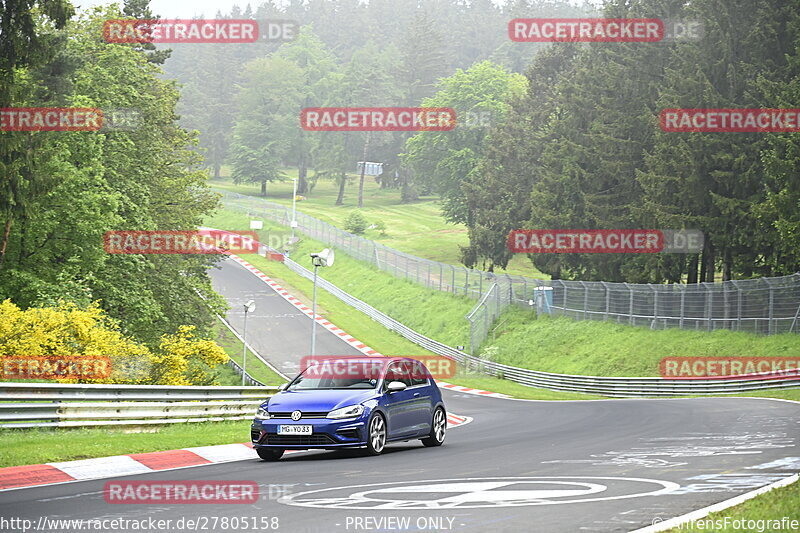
[251, 357, 446, 460]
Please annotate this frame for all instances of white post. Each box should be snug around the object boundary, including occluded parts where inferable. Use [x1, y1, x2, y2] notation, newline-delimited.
[241, 309, 249, 386]
[310, 263, 319, 356]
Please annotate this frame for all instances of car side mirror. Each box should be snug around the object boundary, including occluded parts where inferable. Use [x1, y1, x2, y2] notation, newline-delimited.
[278, 383, 288, 391]
[386, 381, 407, 393]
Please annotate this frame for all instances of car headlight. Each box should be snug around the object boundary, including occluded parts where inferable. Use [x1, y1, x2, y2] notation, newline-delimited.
[327, 404, 365, 419]
[255, 407, 270, 420]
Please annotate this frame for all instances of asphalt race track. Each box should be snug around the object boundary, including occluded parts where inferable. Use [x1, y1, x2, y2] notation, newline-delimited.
[1, 257, 797, 533]
[208, 258, 363, 377]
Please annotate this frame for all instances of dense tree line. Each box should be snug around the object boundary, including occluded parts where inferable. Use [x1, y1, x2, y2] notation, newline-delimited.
[462, 0, 800, 282]
[0, 0, 226, 348]
[165, 0, 800, 283]
[163, 0, 587, 194]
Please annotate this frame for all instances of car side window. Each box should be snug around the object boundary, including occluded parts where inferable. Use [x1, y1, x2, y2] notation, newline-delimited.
[409, 361, 428, 386]
[384, 361, 412, 389]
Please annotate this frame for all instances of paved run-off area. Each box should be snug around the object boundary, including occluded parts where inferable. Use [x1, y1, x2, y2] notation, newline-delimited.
[1, 257, 795, 532]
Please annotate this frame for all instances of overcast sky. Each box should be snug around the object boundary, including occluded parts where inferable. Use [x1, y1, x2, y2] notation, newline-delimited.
[74, 0, 257, 18]
[76, 0, 599, 19]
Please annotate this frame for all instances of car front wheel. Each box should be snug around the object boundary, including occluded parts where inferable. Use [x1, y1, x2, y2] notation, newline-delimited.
[365, 412, 387, 456]
[256, 448, 284, 461]
[421, 407, 446, 447]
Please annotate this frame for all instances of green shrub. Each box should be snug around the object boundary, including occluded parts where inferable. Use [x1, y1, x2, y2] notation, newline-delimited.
[373, 219, 387, 236]
[344, 211, 369, 234]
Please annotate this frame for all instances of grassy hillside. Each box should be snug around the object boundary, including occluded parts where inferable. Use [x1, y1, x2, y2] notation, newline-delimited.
[206, 203, 800, 404]
[487, 310, 800, 377]
[210, 172, 547, 278]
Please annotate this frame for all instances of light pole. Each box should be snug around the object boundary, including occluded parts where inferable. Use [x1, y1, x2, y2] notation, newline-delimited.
[291, 177, 298, 241]
[309, 249, 334, 356]
[242, 300, 256, 385]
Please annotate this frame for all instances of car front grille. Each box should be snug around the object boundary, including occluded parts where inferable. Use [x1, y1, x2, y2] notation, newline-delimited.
[269, 411, 329, 419]
[251, 429, 262, 442]
[265, 434, 337, 446]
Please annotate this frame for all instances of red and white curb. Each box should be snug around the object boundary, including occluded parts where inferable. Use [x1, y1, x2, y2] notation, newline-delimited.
[438, 381, 511, 398]
[229, 255, 512, 400]
[230, 255, 383, 358]
[0, 416, 471, 492]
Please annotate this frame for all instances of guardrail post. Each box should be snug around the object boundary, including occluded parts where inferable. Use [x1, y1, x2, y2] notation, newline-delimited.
[522, 278, 528, 305]
[581, 281, 588, 320]
[469, 317, 476, 356]
[723, 280, 730, 330]
[766, 278, 775, 334]
[650, 284, 658, 329]
[790, 301, 800, 333]
[625, 283, 633, 325]
[731, 279, 742, 331]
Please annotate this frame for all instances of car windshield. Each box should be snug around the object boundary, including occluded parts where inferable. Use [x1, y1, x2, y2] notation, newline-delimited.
[288, 361, 384, 390]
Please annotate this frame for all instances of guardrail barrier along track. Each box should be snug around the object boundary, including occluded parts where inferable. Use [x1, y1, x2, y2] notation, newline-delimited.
[0, 383, 277, 429]
[220, 191, 800, 354]
[239, 239, 800, 398]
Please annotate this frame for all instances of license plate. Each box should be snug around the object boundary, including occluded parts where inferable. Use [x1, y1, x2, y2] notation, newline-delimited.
[278, 425, 312, 435]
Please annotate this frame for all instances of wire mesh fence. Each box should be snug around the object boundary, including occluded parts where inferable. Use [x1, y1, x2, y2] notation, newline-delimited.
[221, 191, 800, 354]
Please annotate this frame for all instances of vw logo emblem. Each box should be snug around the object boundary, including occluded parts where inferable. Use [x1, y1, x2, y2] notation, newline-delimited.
[291, 410, 302, 421]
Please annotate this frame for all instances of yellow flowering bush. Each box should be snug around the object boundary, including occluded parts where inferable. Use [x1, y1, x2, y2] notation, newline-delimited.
[152, 325, 229, 386]
[0, 300, 229, 385]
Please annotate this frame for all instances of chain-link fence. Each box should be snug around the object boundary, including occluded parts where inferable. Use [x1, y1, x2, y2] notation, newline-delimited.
[221, 191, 800, 354]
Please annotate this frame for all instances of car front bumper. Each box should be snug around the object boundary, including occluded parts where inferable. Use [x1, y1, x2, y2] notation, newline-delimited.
[251, 417, 367, 449]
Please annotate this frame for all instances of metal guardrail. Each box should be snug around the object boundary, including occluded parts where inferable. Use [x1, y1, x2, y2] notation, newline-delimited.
[0, 383, 277, 428]
[275, 253, 800, 397]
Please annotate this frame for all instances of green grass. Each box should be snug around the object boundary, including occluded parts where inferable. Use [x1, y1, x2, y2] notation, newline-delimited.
[485, 310, 800, 377]
[0, 420, 252, 468]
[712, 389, 800, 402]
[206, 207, 476, 350]
[206, 204, 800, 402]
[210, 173, 547, 278]
[214, 319, 287, 386]
[665, 477, 800, 532]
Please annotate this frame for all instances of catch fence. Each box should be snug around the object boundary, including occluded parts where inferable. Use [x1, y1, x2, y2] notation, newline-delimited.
[221, 191, 800, 354]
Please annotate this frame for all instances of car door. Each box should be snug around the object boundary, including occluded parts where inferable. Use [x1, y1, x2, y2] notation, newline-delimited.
[407, 360, 434, 435]
[382, 361, 417, 439]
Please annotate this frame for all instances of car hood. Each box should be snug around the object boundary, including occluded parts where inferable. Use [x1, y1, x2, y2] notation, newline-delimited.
[265, 389, 377, 412]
